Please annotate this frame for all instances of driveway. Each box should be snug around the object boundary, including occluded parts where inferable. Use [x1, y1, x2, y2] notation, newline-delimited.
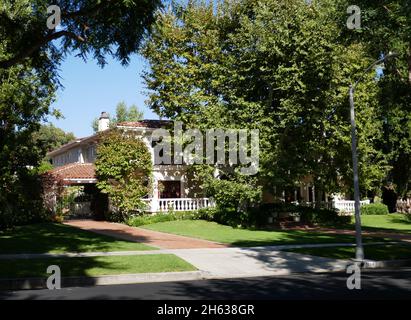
[64, 220, 227, 249]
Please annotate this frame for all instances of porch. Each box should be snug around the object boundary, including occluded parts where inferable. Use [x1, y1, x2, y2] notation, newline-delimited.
[295, 199, 371, 214]
[142, 197, 215, 213]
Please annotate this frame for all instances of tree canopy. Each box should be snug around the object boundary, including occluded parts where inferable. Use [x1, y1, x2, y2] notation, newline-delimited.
[91, 101, 144, 132]
[0, 0, 162, 69]
[0, 0, 160, 228]
[142, 0, 391, 204]
[32, 123, 76, 154]
[336, 0, 411, 197]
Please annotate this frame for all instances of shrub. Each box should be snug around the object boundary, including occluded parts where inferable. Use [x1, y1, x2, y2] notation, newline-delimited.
[127, 213, 176, 227]
[126, 211, 202, 227]
[1, 170, 52, 230]
[360, 203, 389, 215]
[247, 203, 350, 227]
[299, 207, 351, 225]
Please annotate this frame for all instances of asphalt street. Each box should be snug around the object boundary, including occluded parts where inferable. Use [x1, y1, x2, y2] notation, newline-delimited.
[1, 268, 411, 300]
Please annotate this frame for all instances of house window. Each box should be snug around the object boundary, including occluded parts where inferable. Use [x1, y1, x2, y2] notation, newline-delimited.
[159, 181, 181, 199]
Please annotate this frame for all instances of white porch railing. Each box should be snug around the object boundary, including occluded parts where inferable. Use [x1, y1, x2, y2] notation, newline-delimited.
[333, 199, 370, 213]
[142, 198, 214, 213]
[298, 199, 370, 214]
[397, 199, 411, 214]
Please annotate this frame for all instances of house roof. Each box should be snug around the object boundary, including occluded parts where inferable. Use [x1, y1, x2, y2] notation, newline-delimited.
[48, 163, 96, 184]
[47, 120, 171, 158]
[47, 134, 98, 157]
[117, 119, 172, 128]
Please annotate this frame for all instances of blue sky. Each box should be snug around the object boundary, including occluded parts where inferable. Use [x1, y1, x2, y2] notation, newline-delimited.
[48, 53, 159, 138]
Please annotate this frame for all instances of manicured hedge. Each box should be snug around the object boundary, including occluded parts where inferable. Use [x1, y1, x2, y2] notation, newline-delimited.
[248, 203, 350, 227]
[360, 203, 389, 215]
[126, 203, 352, 229]
[126, 211, 200, 227]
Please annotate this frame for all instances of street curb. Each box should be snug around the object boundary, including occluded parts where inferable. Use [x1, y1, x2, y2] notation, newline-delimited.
[0, 271, 206, 291]
[2, 259, 411, 291]
[361, 259, 411, 269]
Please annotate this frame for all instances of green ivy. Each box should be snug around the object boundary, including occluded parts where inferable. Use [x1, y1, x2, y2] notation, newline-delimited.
[95, 129, 153, 221]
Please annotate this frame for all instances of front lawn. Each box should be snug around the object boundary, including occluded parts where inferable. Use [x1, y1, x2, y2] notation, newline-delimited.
[0, 223, 155, 254]
[142, 220, 387, 247]
[0, 254, 196, 279]
[358, 214, 411, 234]
[286, 244, 411, 261]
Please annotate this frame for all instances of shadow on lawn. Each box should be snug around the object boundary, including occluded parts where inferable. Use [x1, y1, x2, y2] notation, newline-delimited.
[0, 221, 155, 294]
[0, 221, 152, 254]
[226, 230, 386, 248]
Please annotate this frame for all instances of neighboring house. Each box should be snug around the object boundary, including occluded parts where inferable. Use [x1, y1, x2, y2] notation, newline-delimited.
[47, 112, 213, 214]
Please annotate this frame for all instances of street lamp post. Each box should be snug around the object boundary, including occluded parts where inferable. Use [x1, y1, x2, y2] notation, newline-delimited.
[349, 52, 397, 262]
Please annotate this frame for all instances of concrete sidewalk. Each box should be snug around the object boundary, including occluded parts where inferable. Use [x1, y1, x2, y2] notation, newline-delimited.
[0, 247, 352, 290]
[0, 246, 352, 278]
[3, 245, 411, 290]
[0, 241, 394, 260]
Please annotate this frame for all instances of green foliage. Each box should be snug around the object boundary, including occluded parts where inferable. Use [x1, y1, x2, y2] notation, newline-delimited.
[55, 190, 76, 223]
[95, 129, 153, 221]
[35, 161, 53, 174]
[142, 0, 388, 201]
[297, 206, 351, 226]
[0, 170, 51, 230]
[336, 0, 411, 197]
[0, 0, 161, 69]
[203, 176, 262, 213]
[247, 203, 351, 227]
[32, 124, 76, 154]
[126, 211, 200, 227]
[361, 203, 390, 215]
[0, 1, 159, 228]
[92, 101, 144, 132]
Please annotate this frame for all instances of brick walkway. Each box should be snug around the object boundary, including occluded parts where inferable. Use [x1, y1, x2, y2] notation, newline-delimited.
[64, 220, 227, 249]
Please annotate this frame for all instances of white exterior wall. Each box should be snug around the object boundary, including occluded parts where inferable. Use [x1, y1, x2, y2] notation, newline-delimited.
[49, 127, 197, 199]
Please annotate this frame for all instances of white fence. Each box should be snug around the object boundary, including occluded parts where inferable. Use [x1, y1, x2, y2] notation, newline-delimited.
[142, 198, 215, 213]
[397, 199, 411, 214]
[333, 199, 370, 213]
[298, 199, 370, 214]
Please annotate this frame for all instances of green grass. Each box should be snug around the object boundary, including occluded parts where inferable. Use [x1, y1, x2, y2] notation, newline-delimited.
[357, 214, 411, 234]
[0, 254, 196, 279]
[142, 220, 387, 247]
[286, 244, 411, 261]
[0, 223, 156, 254]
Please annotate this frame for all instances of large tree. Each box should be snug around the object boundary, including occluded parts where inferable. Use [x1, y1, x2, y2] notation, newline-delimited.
[0, 0, 161, 69]
[32, 123, 76, 153]
[142, 0, 387, 205]
[0, 0, 160, 228]
[334, 0, 411, 198]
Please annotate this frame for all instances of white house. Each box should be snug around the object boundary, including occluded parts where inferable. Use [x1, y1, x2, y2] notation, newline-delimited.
[47, 112, 367, 216]
[47, 112, 213, 214]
